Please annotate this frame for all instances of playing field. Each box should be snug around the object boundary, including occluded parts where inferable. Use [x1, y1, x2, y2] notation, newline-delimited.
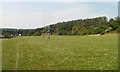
[0, 39, 2, 71]
[2, 35, 118, 70]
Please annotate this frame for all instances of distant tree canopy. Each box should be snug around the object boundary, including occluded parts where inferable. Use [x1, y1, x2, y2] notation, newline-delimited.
[49, 16, 119, 35]
[1, 16, 120, 36]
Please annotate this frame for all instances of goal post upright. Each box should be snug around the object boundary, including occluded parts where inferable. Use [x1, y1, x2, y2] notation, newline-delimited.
[42, 8, 45, 37]
[48, 5, 51, 39]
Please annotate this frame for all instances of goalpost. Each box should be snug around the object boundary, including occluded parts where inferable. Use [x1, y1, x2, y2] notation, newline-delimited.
[42, 5, 51, 39]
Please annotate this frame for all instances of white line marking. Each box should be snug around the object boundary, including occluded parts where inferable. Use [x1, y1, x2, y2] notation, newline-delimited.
[16, 39, 19, 70]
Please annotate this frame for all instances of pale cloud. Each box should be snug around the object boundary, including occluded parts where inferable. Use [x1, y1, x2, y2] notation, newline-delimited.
[51, 7, 89, 23]
[50, 3, 117, 24]
[0, 0, 119, 2]
[0, 3, 2, 28]
[2, 11, 45, 29]
[0, 2, 118, 29]
[51, 8, 110, 24]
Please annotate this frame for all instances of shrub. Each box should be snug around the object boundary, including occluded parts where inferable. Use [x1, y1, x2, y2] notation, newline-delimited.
[3, 33, 11, 38]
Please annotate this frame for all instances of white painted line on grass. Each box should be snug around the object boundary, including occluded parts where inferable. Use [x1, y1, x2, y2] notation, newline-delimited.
[16, 39, 19, 70]
[0, 39, 2, 72]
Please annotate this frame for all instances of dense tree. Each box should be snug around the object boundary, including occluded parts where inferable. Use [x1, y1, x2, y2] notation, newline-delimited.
[1, 16, 119, 36]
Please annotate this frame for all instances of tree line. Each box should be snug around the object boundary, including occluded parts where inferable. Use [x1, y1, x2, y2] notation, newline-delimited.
[1, 16, 120, 37]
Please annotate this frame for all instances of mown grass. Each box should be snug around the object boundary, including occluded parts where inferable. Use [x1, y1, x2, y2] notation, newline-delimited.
[2, 35, 118, 70]
[0, 39, 2, 71]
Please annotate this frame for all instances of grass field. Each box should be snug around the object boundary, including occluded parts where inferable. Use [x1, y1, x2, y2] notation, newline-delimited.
[2, 35, 118, 70]
[0, 39, 2, 71]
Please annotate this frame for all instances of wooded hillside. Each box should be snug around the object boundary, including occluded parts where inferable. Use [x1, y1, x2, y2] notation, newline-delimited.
[1, 16, 120, 36]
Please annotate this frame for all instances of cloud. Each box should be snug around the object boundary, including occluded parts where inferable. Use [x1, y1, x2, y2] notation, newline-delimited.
[50, 3, 117, 24]
[1, 2, 118, 29]
[0, 0, 119, 2]
[2, 11, 45, 29]
[51, 7, 89, 23]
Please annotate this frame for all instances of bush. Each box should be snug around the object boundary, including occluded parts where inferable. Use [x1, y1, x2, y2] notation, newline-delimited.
[33, 32, 41, 36]
[100, 31, 105, 35]
[3, 33, 11, 38]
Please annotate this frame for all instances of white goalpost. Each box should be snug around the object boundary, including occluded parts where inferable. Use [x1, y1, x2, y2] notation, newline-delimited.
[42, 5, 51, 39]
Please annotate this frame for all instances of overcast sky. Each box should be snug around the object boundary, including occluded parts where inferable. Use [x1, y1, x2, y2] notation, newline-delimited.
[0, 0, 119, 29]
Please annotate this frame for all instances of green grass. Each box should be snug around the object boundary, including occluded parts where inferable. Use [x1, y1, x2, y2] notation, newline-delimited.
[0, 39, 2, 71]
[2, 35, 118, 70]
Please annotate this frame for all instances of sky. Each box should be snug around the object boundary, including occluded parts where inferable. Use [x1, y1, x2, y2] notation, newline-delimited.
[0, 0, 119, 29]
[0, 0, 119, 2]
